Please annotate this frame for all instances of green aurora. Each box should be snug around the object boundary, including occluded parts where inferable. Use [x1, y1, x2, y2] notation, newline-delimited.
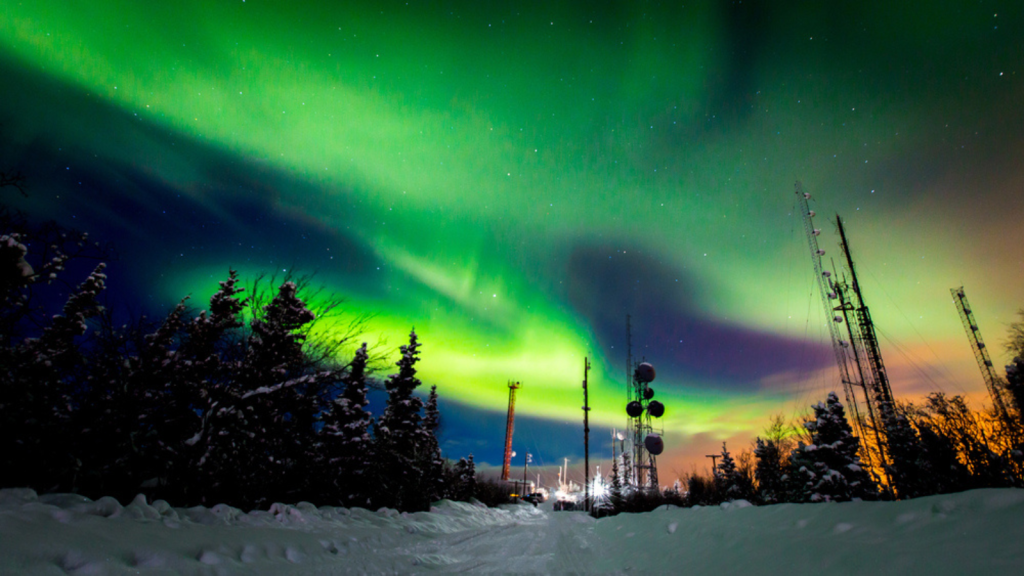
[2, 0, 1022, 474]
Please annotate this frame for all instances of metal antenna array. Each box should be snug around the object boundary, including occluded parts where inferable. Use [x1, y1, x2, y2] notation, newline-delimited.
[794, 184, 875, 458]
[794, 183, 900, 480]
[501, 380, 521, 481]
[832, 276, 888, 469]
[583, 358, 592, 511]
[951, 287, 1011, 421]
[624, 316, 665, 490]
[835, 215, 897, 417]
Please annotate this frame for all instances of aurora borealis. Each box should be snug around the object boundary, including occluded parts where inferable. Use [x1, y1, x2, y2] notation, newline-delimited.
[1, 0, 1022, 479]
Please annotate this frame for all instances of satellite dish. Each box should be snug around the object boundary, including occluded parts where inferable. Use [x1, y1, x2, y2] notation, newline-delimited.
[643, 386, 655, 400]
[647, 400, 665, 418]
[635, 362, 656, 383]
[644, 433, 664, 455]
[626, 401, 643, 418]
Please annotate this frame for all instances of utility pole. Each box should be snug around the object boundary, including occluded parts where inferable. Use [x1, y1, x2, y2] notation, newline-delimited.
[523, 452, 530, 501]
[705, 454, 719, 472]
[583, 357, 591, 512]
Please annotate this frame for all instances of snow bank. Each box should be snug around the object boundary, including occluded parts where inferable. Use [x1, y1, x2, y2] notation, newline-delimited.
[2, 487, 1023, 574]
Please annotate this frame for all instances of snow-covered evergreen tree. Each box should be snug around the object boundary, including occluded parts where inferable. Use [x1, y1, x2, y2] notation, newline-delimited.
[609, 456, 624, 512]
[715, 442, 753, 501]
[790, 392, 878, 502]
[195, 280, 324, 506]
[163, 270, 247, 503]
[464, 454, 477, 499]
[374, 329, 429, 510]
[1, 263, 107, 491]
[419, 384, 445, 503]
[318, 343, 374, 507]
[451, 454, 477, 502]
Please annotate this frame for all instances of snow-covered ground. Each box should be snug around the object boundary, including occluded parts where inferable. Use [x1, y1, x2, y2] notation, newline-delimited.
[2, 487, 1023, 575]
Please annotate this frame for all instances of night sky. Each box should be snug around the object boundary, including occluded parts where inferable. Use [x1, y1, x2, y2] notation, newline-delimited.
[2, 0, 1022, 480]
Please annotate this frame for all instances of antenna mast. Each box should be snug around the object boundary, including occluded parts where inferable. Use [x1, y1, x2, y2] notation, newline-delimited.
[501, 380, 521, 481]
[951, 287, 1011, 421]
[794, 183, 887, 477]
[836, 215, 896, 416]
[583, 357, 591, 512]
[794, 184, 868, 436]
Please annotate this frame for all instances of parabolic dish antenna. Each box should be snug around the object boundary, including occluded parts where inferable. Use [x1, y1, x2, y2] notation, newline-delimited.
[635, 362, 656, 383]
[644, 433, 664, 455]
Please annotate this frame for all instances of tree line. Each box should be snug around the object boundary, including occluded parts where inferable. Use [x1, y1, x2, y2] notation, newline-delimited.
[601, 321, 1024, 515]
[1, 202, 479, 512]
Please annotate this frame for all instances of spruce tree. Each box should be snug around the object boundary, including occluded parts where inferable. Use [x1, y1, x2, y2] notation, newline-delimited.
[884, 412, 928, 499]
[209, 280, 320, 507]
[754, 437, 785, 504]
[374, 329, 428, 510]
[609, 456, 625, 512]
[464, 454, 477, 500]
[451, 455, 478, 502]
[714, 443, 736, 497]
[167, 270, 247, 503]
[790, 392, 878, 502]
[318, 343, 374, 507]
[2, 263, 107, 491]
[715, 442, 754, 501]
[419, 384, 445, 504]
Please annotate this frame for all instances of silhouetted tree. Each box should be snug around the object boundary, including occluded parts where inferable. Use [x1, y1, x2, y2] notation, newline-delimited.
[715, 443, 753, 501]
[317, 343, 374, 507]
[418, 384, 445, 504]
[754, 438, 785, 504]
[685, 470, 721, 506]
[373, 330, 431, 510]
[754, 414, 794, 504]
[884, 411, 928, 499]
[448, 455, 477, 502]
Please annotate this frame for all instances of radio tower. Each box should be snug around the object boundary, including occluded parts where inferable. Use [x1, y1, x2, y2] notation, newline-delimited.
[950, 287, 1011, 421]
[793, 183, 885, 473]
[624, 316, 665, 490]
[836, 215, 896, 418]
[501, 380, 521, 481]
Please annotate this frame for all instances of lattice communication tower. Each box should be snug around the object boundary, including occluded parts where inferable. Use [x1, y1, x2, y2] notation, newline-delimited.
[501, 380, 521, 481]
[951, 287, 1010, 421]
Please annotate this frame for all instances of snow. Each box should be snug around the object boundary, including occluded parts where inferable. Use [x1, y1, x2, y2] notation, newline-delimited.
[3, 487, 1024, 574]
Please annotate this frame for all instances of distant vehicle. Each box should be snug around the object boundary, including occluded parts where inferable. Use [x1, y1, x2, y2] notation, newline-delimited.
[523, 492, 547, 505]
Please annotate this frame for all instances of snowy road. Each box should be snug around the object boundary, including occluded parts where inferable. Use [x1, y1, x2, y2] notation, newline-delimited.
[384, 503, 596, 573]
[4, 488, 1024, 574]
